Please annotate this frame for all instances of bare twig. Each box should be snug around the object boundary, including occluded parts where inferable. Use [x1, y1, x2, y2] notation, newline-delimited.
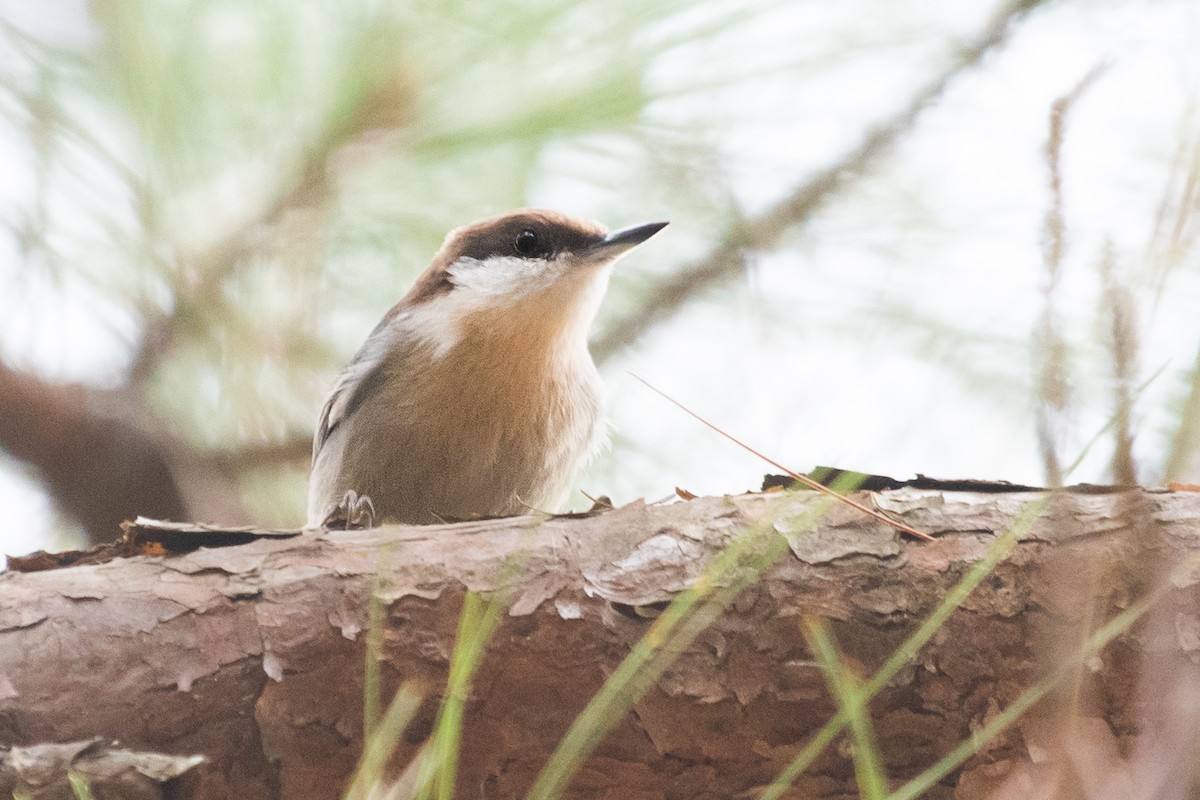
[1098, 244, 1139, 485]
[1166, 344, 1200, 482]
[1146, 129, 1200, 292]
[630, 374, 934, 541]
[1157, 137, 1200, 481]
[1034, 63, 1109, 487]
[593, 0, 1053, 364]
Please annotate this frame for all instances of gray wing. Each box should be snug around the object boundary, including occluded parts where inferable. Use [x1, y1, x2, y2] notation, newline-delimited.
[312, 317, 404, 463]
[313, 355, 389, 461]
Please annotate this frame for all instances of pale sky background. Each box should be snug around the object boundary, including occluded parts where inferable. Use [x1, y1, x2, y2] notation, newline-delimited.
[2, 0, 1199, 557]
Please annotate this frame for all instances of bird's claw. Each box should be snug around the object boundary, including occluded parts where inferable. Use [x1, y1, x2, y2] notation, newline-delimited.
[322, 490, 377, 530]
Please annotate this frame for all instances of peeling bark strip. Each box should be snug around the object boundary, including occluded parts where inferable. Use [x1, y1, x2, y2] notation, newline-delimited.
[2, 490, 1200, 799]
[0, 739, 205, 799]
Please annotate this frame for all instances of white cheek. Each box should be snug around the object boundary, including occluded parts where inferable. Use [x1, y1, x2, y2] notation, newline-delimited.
[417, 255, 613, 357]
[447, 256, 559, 299]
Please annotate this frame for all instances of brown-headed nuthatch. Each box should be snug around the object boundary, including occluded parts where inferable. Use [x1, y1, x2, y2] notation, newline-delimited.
[307, 209, 667, 527]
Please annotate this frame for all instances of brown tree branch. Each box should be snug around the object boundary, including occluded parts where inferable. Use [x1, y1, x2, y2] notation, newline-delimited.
[0, 361, 187, 543]
[2, 488, 1196, 799]
[0, 361, 312, 546]
[593, 0, 1052, 364]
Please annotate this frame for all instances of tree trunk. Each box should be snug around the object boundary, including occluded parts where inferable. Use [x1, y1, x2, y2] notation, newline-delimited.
[2, 488, 1198, 799]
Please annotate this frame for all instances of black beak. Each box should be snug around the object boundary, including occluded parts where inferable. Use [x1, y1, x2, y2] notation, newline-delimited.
[589, 221, 669, 256]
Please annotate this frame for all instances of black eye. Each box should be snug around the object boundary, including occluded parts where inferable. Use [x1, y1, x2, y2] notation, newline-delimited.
[514, 229, 543, 257]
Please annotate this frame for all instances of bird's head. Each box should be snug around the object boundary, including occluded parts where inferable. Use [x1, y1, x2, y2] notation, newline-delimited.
[400, 209, 667, 352]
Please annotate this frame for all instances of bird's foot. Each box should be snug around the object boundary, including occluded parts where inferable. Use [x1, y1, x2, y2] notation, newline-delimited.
[322, 490, 377, 530]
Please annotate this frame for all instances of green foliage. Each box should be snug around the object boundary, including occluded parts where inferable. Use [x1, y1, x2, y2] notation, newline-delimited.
[67, 771, 93, 800]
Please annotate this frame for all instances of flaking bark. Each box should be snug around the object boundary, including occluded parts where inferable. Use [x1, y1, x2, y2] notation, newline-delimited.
[0, 739, 205, 800]
[3, 488, 1199, 799]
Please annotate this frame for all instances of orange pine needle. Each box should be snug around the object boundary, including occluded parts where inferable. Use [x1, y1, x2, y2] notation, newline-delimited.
[630, 374, 934, 542]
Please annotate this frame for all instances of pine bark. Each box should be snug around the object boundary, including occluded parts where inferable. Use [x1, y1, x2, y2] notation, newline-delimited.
[3, 488, 1199, 799]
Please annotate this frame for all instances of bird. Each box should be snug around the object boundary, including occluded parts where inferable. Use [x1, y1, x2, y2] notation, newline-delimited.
[306, 209, 668, 528]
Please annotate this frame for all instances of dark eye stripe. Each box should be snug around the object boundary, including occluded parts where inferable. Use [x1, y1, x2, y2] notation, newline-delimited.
[443, 212, 608, 265]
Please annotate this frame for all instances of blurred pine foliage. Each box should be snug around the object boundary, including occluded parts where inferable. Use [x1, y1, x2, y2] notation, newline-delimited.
[1, 0, 1198, 549]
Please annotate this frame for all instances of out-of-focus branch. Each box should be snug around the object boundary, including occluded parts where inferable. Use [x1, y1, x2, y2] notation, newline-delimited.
[0, 361, 187, 544]
[592, 0, 1051, 364]
[126, 57, 415, 387]
[0, 360, 311, 543]
[0, 44, 411, 541]
[194, 436, 313, 474]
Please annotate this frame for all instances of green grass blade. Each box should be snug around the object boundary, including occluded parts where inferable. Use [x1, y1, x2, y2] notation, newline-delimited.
[402, 587, 511, 800]
[884, 559, 1196, 800]
[67, 772, 93, 800]
[343, 683, 424, 800]
[404, 526, 543, 800]
[804, 618, 889, 800]
[431, 590, 508, 800]
[758, 495, 1050, 800]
